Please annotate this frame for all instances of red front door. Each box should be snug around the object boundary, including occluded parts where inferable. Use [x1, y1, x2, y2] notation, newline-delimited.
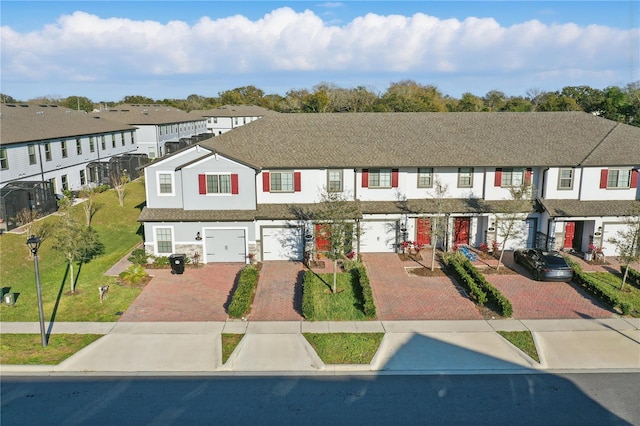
[454, 217, 470, 246]
[416, 218, 431, 245]
[315, 223, 331, 252]
[563, 221, 575, 249]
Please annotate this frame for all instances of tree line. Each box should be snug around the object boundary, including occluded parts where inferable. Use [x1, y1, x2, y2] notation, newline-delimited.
[2, 79, 639, 126]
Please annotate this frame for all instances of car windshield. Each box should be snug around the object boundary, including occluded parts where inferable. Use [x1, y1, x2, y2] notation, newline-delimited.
[541, 252, 568, 266]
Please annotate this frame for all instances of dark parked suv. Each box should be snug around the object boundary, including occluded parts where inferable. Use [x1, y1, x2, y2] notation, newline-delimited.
[513, 249, 574, 281]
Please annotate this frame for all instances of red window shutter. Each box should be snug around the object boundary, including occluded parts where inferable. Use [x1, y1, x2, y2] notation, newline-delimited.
[599, 169, 608, 189]
[362, 169, 369, 188]
[494, 168, 502, 187]
[294, 172, 301, 192]
[631, 169, 639, 189]
[262, 172, 270, 192]
[231, 174, 239, 194]
[198, 174, 206, 194]
[525, 168, 532, 184]
[391, 169, 399, 188]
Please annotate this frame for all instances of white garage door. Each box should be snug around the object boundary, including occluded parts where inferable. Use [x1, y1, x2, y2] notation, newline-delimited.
[205, 229, 246, 262]
[359, 221, 397, 253]
[262, 226, 303, 261]
[601, 223, 627, 257]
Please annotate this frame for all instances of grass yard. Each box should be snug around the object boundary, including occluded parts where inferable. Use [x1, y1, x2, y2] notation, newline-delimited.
[497, 331, 540, 363]
[304, 272, 371, 321]
[303, 333, 384, 364]
[0, 334, 103, 364]
[588, 272, 640, 316]
[221, 333, 244, 364]
[0, 181, 146, 322]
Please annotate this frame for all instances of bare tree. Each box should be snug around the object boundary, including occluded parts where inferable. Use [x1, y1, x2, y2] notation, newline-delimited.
[427, 179, 450, 271]
[607, 203, 640, 290]
[110, 170, 130, 207]
[78, 186, 101, 225]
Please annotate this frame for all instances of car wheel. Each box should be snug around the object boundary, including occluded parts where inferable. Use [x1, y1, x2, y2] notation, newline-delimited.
[513, 253, 520, 264]
[533, 270, 541, 281]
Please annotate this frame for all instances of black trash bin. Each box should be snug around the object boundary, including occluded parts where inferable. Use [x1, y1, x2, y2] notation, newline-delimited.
[169, 254, 186, 274]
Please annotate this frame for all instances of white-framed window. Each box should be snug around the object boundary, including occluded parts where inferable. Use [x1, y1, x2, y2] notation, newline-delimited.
[206, 174, 232, 194]
[130, 131, 135, 144]
[607, 169, 631, 188]
[558, 168, 574, 190]
[327, 169, 343, 192]
[0, 147, 8, 170]
[156, 228, 173, 254]
[369, 169, 392, 188]
[111, 134, 116, 148]
[157, 172, 174, 195]
[76, 138, 82, 155]
[80, 170, 86, 185]
[61, 174, 68, 191]
[28, 145, 37, 164]
[121, 132, 126, 146]
[61, 141, 68, 158]
[458, 167, 473, 188]
[418, 167, 433, 188]
[44, 143, 52, 161]
[89, 137, 95, 152]
[270, 171, 294, 192]
[501, 168, 524, 187]
[101, 136, 106, 150]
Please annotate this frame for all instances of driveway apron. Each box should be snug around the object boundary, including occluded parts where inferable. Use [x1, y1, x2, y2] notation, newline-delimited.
[119, 263, 244, 322]
[363, 253, 483, 320]
[249, 261, 305, 321]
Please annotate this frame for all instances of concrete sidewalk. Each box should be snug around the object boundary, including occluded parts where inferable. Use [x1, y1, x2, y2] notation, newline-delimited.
[1, 318, 639, 375]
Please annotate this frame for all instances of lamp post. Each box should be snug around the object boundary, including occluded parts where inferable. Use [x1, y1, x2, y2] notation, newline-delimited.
[26, 235, 47, 348]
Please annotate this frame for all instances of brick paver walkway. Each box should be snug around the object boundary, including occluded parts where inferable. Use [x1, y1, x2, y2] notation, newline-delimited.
[363, 253, 483, 320]
[249, 261, 305, 321]
[119, 264, 244, 322]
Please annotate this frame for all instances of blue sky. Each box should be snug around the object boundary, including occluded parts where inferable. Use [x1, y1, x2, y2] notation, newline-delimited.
[1, 1, 639, 102]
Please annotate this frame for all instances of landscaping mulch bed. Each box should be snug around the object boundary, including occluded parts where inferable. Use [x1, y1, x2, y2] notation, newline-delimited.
[405, 267, 447, 277]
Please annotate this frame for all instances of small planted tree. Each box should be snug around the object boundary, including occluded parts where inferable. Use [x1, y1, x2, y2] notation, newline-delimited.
[314, 189, 361, 294]
[78, 186, 101, 225]
[608, 203, 640, 290]
[427, 179, 449, 271]
[494, 181, 535, 270]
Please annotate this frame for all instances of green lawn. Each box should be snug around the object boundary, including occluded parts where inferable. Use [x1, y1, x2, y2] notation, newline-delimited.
[304, 333, 384, 364]
[0, 181, 146, 322]
[588, 272, 640, 316]
[0, 334, 103, 364]
[304, 272, 371, 321]
[497, 331, 540, 363]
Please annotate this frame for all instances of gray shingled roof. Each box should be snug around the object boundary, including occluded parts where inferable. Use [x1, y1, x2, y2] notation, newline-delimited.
[195, 105, 276, 118]
[539, 199, 640, 217]
[92, 104, 200, 125]
[199, 112, 640, 169]
[0, 104, 136, 145]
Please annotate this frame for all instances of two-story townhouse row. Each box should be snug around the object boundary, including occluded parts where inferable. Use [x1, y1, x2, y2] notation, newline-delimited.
[0, 103, 140, 231]
[196, 105, 275, 135]
[139, 112, 640, 264]
[92, 104, 210, 158]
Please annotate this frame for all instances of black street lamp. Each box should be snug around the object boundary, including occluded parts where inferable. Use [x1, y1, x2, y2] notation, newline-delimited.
[26, 235, 47, 348]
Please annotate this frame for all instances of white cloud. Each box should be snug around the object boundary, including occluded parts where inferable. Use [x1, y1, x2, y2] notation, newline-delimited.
[1, 7, 637, 97]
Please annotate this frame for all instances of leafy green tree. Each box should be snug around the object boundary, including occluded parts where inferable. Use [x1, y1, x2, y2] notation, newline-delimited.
[457, 93, 484, 112]
[314, 190, 362, 294]
[121, 95, 155, 104]
[51, 216, 104, 294]
[535, 92, 581, 111]
[218, 85, 265, 105]
[483, 90, 507, 111]
[1, 93, 18, 103]
[60, 96, 95, 112]
[377, 80, 447, 112]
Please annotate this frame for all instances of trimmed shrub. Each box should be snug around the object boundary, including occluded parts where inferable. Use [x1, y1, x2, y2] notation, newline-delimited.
[228, 264, 259, 318]
[128, 248, 150, 265]
[461, 260, 513, 317]
[443, 253, 487, 305]
[153, 256, 169, 267]
[351, 266, 376, 318]
[301, 270, 316, 319]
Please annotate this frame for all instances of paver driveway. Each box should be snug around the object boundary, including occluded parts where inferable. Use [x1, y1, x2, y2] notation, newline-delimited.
[486, 252, 615, 319]
[249, 261, 305, 321]
[119, 263, 243, 322]
[363, 253, 483, 320]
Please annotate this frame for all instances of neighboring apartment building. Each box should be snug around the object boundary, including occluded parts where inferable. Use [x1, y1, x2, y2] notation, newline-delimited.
[0, 103, 139, 230]
[139, 112, 640, 263]
[197, 105, 273, 135]
[92, 104, 209, 159]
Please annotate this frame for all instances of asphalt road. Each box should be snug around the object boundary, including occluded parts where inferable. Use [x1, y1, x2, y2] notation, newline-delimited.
[2, 373, 638, 425]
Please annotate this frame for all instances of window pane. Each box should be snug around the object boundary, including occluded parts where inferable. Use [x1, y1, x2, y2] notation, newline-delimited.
[157, 228, 172, 253]
[271, 172, 293, 191]
[418, 168, 432, 187]
[219, 175, 231, 193]
[159, 174, 172, 193]
[370, 169, 391, 187]
[328, 170, 342, 192]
